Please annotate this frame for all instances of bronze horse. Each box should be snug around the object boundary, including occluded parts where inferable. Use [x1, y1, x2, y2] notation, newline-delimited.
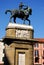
[5, 7, 32, 25]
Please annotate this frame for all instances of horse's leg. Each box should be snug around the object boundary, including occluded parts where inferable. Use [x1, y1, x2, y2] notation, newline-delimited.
[14, 17, 16, 23]
[23, 17, 26, 24]
[10, 15, 14, 22]
[9, 15, 12, 22]
[9, 18, 11, 22]
[27, 19, 30, 25]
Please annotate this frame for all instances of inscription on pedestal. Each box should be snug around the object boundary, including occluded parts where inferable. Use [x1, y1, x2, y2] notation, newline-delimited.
[16, 29, 30, 39]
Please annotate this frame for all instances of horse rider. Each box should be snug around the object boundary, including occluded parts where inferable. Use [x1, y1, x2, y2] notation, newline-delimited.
[19, 2, 28, 10]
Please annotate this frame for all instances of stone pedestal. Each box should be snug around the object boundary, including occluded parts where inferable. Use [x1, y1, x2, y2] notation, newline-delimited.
[5, 22, 34, 39]
[3, 22, 35, 65]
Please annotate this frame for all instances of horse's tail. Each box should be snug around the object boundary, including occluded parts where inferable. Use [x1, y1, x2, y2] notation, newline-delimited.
[5, 10, 12, 15]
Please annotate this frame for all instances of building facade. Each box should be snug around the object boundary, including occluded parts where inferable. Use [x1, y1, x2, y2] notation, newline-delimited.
[0, 38, 44, 65]
[0, 40, 4, 65]
[34, 38, 44, 65]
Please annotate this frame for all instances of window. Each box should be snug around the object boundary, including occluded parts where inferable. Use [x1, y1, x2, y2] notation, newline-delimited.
[34, 43, 39, 47]
[34, 50, 39, 57]
[43, 62, 44, 65]
[35, 57, 39, 63]
[43, 51, 44, 56]
[15, 49, 28, 65]
[18, 53, 25, 65]
[43, 50, 44, 59]
[34, 50, 39, 63]
[43, 44, 44, 48]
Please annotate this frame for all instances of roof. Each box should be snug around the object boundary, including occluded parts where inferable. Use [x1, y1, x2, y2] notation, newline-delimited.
[34, 38, 44, 43]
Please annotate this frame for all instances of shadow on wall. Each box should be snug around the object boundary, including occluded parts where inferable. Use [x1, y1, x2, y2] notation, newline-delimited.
[3, 53, 11, 65]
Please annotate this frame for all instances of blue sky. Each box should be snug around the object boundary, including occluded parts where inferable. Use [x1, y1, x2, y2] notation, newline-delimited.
[0, 0, 44, 39]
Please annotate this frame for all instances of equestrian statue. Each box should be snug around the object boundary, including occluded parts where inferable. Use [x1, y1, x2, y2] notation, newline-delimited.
[5, 2, 32, 25]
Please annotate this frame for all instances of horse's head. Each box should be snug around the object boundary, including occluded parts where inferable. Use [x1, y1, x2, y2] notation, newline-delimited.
[27, 8, 32, 15]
